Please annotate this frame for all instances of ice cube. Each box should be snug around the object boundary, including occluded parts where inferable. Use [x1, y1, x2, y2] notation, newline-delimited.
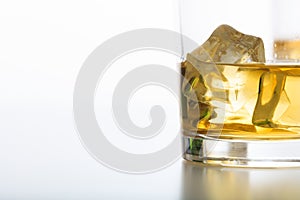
[252, 72, 287, 127]
[181, 59, 208, 102]
[190, 24, 265, 63]
[225, 67, 268, 113]
[253, 70, 300, 128]
[182, 25, 266, 102]
[181, 25, 266, 130]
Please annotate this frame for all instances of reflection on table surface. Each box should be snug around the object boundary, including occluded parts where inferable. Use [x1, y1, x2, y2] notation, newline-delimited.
[181, 161, 300, 200]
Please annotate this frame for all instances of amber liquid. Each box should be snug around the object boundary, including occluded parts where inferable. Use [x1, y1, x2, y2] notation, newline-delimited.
[274, 40, 300, 60]
[181, 60, 300, 140]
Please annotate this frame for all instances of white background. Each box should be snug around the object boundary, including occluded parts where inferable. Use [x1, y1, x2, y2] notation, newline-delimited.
[2, 0, 300, 200]
[0, 0, 182, 199]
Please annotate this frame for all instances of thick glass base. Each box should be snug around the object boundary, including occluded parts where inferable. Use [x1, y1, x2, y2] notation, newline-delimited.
[182, 133, 300, 168]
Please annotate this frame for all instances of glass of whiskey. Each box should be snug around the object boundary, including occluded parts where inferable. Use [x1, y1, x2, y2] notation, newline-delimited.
[179, 0, 300, 167]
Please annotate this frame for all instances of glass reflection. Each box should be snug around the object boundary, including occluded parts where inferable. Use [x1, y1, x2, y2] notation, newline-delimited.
[181, 161, 300, 200]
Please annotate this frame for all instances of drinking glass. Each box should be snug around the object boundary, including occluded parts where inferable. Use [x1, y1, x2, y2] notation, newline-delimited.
[180, 0, 300, 167]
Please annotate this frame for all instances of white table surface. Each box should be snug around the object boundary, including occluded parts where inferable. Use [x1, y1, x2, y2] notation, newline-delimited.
[1, 104, 300, 199]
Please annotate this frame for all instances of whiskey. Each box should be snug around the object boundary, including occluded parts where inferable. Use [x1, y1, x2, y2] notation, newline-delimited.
[181, 60, 300, 140]
[274, 40, 300, 60]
